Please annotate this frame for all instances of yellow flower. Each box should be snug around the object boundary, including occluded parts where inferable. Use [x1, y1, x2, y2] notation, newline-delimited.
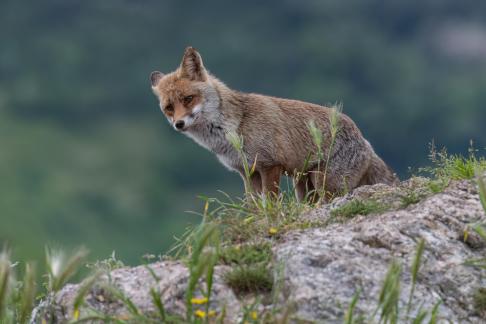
[73, 309, 80, 320]
[194, 310, 207, 318]
[204, 201, 209, 215]
[191, 297, 208, 304]
[208, 310, 217, 317]
[268, 227, 278, 235]
[250, 311, 258, 320]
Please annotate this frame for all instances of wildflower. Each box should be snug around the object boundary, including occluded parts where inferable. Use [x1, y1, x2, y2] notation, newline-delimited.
[191, 296, 208, 304]
[250, 311, 258, 320]
[208, 310, 217, 317]
[194, 310, 207, 318]
[268, 227, 278, 235]
[204, 201, 209, 215]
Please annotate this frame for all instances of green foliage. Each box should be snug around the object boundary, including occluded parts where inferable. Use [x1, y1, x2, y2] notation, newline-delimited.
[219, 243, 271, 267]
[346, 240, 440, 324]
[224, 264, 273, 296]
[476, 169, 486, 214]
[375, 261, 401, 323]
[330, 199, 388, 220]
[45, 246, 89, 293]
[220, 243, 273, 297]
[423, 145, 486, 181]
[407, 239, 425, 314]
[185, 223, 220, 321]
[400, 191, 423, 208]
[474, 288, 486, 315]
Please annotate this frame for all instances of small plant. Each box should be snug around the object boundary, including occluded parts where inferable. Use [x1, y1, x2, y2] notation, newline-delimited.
[426, 178, 449, 194]
[219, 243, 271, 266]
[330, 199, 388, 220]
[185, 222, 220, 321]
[86, 251, 124, 272]
[476, 168, 486, 214]
[346, 239, 441, 324]
[307, 103, 342, 202]
[45, 246, 89, 293]
[422, 143, 486, 181]
[374, 260, 401, 323]
[224, 264, 273, 295]
[473, 288, 486, 315]
[400, 190, 423, 208]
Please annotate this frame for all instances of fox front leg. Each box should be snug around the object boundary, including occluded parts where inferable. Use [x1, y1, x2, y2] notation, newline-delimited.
[261, 165, 283, 197]
[240, 171, 262, 195]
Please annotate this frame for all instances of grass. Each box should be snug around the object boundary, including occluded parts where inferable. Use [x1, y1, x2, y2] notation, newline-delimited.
[400, 190, 423, 208]
[330, 199, 388, 220]
[224, 264, 273, 295]
[220, 243, 273, 296]
[474, 288, 486, 315]
[421, 143, 486, 182]
[219, 242, 272, 266]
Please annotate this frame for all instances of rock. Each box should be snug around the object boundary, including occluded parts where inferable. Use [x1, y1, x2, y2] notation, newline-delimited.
[275, 179, 486, 323]
[31, 178, 486, 323]
[31, 261, 240, 323]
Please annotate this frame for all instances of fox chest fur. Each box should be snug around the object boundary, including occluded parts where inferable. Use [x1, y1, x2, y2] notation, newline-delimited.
[185, 122, 243, 172]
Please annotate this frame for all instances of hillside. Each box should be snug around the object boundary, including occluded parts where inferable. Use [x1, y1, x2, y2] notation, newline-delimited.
[30, 168, 486, 323]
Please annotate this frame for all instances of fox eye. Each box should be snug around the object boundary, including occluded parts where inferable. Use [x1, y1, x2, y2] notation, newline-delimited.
[183, 95, 194, 105]
[165, 104, 174, 112]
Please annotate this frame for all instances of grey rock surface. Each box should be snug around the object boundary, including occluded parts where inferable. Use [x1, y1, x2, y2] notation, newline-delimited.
[32, 178, 486, 323]
[32, 261, 240, 323]
[276, 179, 486, 323]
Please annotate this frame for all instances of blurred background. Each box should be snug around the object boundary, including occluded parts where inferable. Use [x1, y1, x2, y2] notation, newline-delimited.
[1, 0, 485, 265]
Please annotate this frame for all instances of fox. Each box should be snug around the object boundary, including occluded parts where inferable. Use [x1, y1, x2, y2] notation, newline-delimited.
[150, 47, 398, 201]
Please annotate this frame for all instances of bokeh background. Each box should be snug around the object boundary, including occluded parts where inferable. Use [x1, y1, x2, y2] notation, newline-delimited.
[1, 0, 485, 265]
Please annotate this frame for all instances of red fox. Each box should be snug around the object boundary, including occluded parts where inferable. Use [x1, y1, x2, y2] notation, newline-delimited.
[150, 47, 398, 200]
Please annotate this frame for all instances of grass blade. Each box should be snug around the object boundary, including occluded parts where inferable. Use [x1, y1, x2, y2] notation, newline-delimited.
[407, 239, 425, 315]
[19, 262, 37, 324]
[344, 289, 361, 324]
[0, 251, 10, 320]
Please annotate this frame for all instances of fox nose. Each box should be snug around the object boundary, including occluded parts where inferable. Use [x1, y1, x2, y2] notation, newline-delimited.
[174, 120, 185, 130]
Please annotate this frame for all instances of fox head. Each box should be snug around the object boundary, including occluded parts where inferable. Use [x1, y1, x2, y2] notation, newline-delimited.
[150, 47, 220, 132]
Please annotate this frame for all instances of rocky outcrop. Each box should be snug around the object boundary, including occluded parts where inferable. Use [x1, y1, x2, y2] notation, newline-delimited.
[32, 178, 486, 323]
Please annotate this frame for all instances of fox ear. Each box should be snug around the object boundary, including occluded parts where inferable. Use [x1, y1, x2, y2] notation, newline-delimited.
[150, 71, 164, 87]
[179, 47, 207, 81]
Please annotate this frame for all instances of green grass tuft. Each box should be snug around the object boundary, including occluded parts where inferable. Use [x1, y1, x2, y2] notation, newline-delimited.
[331, 199, 388, 220]
[400, 190, 423, 208]
[423, 144, 486, 181]
[224, 264, 273, 295]
[474, 288, 486, 316]
[219, 243, 271, 266]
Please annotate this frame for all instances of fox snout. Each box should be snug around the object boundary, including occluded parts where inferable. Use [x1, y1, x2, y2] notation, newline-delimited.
[172, 109, 199, 131]
[174, 120, 185, 130]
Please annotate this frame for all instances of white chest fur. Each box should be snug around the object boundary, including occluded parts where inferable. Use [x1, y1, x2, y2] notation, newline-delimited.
[185, 123, 242, 172]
